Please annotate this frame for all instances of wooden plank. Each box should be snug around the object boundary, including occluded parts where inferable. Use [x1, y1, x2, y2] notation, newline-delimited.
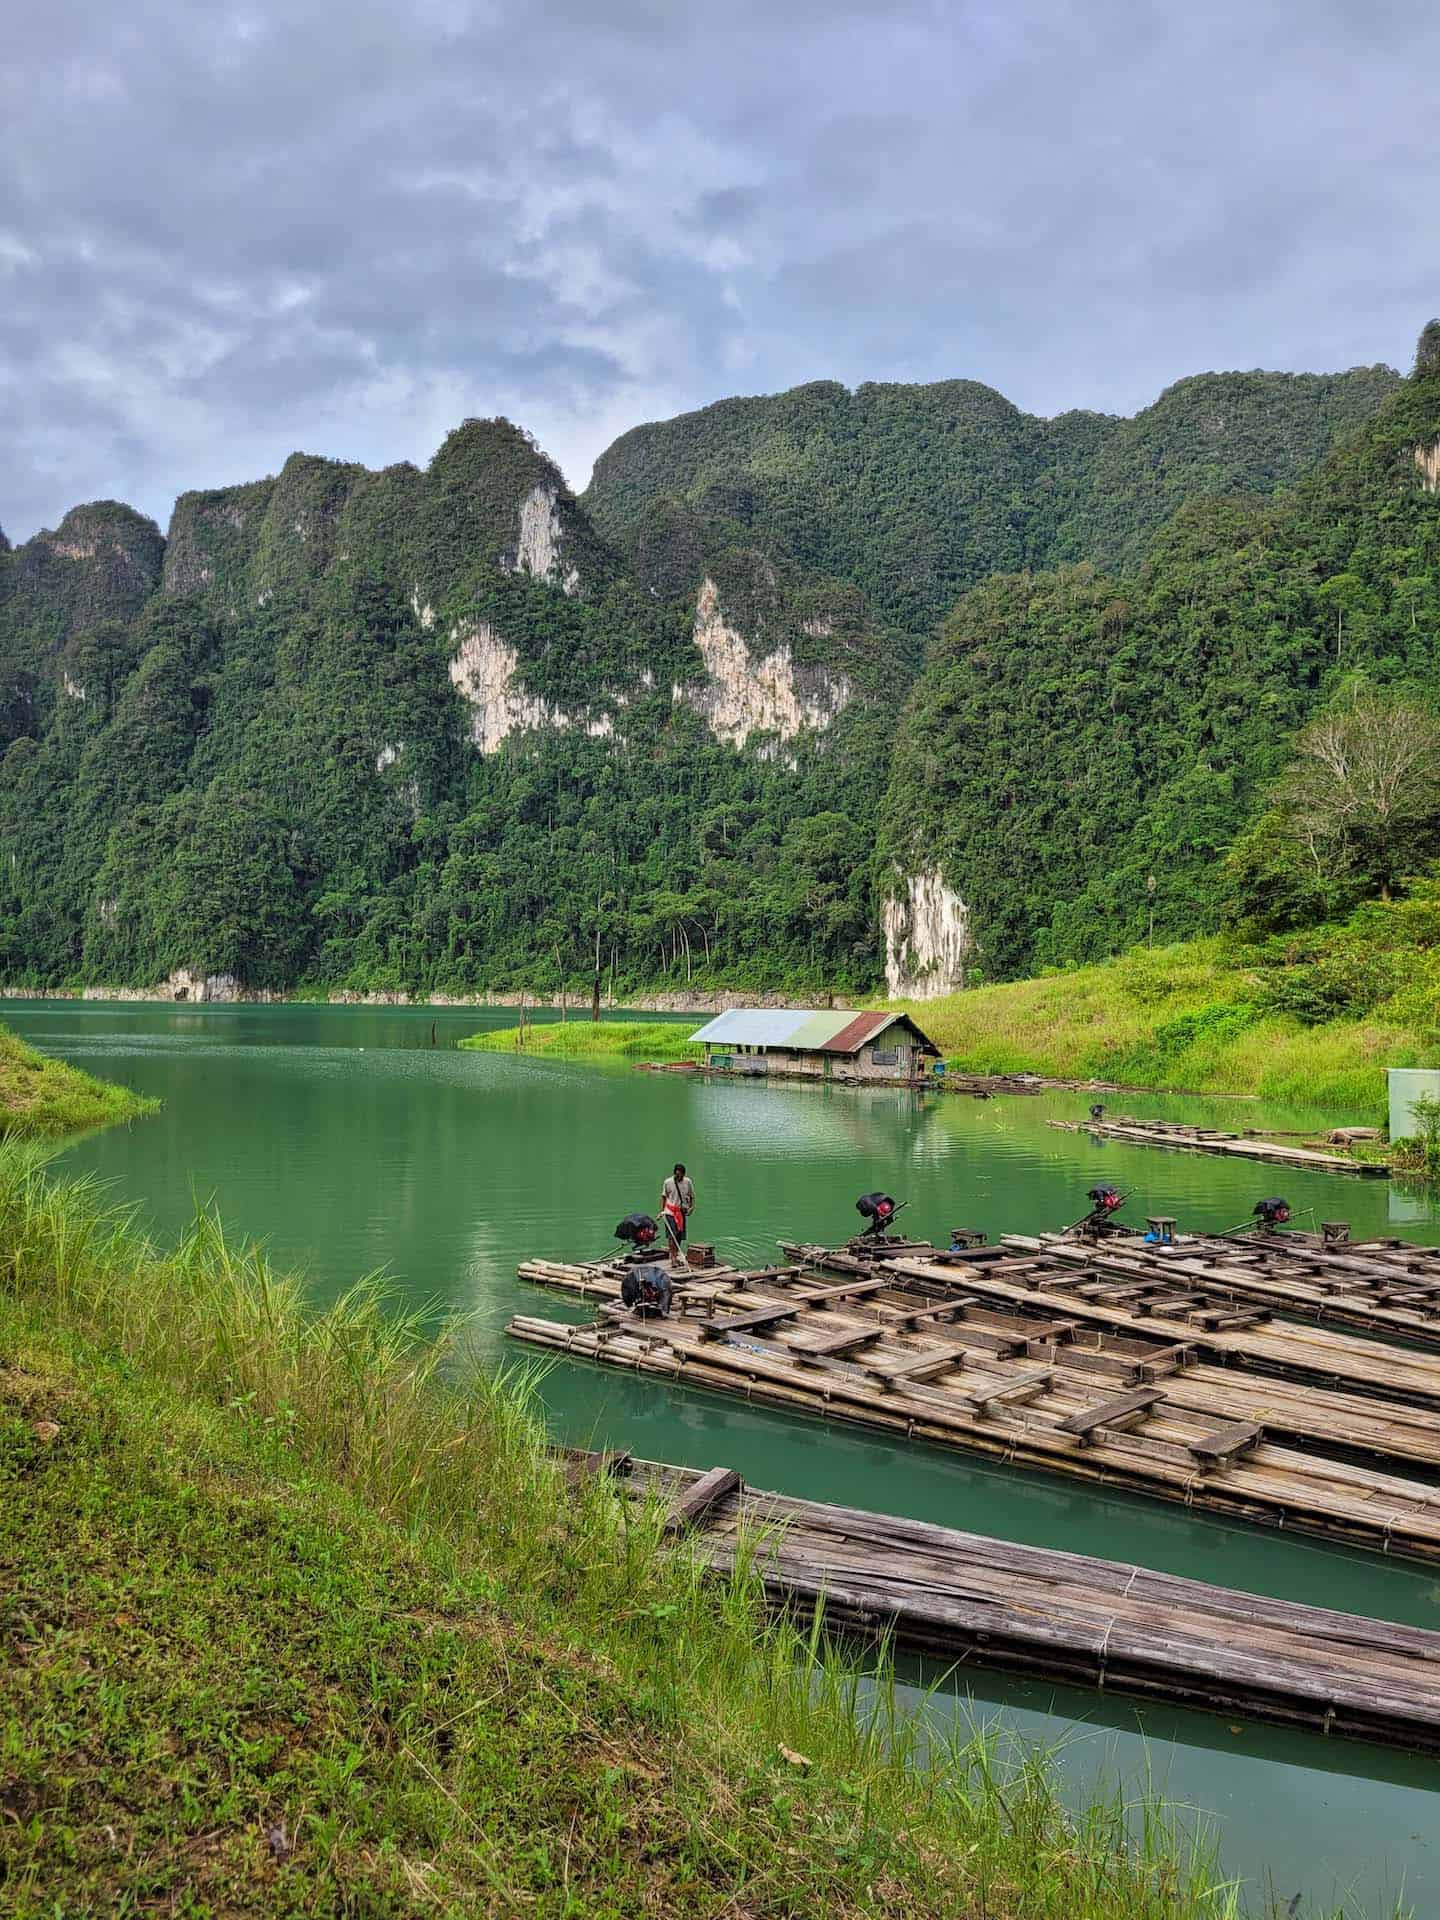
[1056, 1386, 1165, 1439]
[870, 1347, 964, 1386]
[793, 1326, 885, 1359]
[662, 1466, 742, 1534]
[697, 1305, 801, 1340]
[1189, 1422, 1264, 1465]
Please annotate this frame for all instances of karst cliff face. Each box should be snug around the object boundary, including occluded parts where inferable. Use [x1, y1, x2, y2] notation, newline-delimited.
[883, 871, 971, 998]
[674, 578, 851, 748]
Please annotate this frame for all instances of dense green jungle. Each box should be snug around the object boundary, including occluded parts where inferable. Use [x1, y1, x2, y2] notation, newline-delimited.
[1, 327, 1437, 999]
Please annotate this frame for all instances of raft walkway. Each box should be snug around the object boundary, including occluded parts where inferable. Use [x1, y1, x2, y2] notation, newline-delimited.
[510, 1257, 1440, 1562]
[1048, 1114, 1388, 1175]
[588, 1452, 1440, 1754]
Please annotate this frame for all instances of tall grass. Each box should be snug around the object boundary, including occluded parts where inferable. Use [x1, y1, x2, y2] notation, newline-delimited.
[0, 1142, 1249, 1919]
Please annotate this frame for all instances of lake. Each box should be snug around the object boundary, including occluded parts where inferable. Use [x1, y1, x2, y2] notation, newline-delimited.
[11, 996, 1440, 1917]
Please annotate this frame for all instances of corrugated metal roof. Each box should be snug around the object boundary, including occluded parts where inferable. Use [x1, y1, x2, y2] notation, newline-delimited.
[689, 1007, 940, 1055]
[688, 1009, 857, 1048]
[819, 1010, 900, 1054]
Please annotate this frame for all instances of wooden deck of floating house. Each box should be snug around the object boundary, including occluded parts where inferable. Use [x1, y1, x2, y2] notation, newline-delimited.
[584, 1452, 1440, 1754]
[509, 1258, 1440, 1561]
[1048, 1114, 1389, 1174]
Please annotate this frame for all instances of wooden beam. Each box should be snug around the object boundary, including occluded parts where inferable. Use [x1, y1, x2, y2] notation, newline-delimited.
[662, 1466, 742, 1535]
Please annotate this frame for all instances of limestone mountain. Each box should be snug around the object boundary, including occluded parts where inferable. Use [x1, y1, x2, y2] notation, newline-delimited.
[0, 419, 895, 994]
[584, 366, 1399, 634]
[0, 344, 1423, 1000]
[877, 339, 1440, 995]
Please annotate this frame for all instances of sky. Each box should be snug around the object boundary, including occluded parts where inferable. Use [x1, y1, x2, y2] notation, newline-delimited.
[2, 0, 1438, 541]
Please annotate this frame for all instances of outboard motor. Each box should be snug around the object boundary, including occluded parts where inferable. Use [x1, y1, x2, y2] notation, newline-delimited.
[855, 1191, 898, 1239]
[1089, 1102, 1106, 1122]
[620, 1263, 672, 1317]
[1253, 1196, 1291, 1233]
[614, 1211, 659, 1251]
[1081, 1184, 1125, 1233]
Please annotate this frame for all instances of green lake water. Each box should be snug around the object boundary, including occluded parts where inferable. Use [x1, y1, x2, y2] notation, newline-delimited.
[11, 997, 1440, 1917]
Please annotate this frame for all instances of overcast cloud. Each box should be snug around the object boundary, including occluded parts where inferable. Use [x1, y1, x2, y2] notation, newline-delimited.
[2, 0, 1437, 538]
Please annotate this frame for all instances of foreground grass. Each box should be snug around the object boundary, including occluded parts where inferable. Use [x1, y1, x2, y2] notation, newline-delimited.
[462, 1019, 702, 1064]
[0, 1021, 157, 1139]
[0, 1147, 1246, 1919]
[890, 937, 1433, 1121]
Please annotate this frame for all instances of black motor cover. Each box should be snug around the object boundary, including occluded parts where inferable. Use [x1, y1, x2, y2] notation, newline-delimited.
[615, 1211, 659, 1243]
[856, 1191, 896, 1220]
[620, 1264, 672, 1315]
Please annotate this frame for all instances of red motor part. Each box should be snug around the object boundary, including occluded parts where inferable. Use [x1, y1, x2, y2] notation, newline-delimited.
[1088, 1186, 1124, 1214]
[1254, 1197, 1291, 1228]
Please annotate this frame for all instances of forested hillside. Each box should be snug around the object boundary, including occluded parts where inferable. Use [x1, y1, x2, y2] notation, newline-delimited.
[585, 365, 1398, 633]
[878, 332, 1440, 990]
[0, 342, 1429, 1001]
[0, 421, 896, 994]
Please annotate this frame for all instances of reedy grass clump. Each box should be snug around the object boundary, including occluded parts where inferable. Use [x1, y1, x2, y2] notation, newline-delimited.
[0, 1144, 1254, 1916]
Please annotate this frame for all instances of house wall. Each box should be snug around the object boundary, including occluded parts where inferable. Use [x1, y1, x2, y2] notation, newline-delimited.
[704, 1031, 934, 1082]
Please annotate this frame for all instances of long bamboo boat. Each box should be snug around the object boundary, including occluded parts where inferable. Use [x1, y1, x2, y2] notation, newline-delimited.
[509, 1259, 1440, 1562]
[589, 1452, 1440, 1753]
[782, 1237, 1440, 1412]
[790, 1224, 1440, 1358]
[1024, 1230, 1440, 1347]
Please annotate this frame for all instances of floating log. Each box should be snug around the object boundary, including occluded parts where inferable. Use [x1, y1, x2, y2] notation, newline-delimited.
[509, 1261, 1440, 1562]
[1047, 1115, 1389, 1175]
[590, 1454, 1440, 1754]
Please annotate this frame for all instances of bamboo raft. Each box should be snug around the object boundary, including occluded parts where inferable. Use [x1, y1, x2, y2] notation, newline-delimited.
[510, 1259, 1440, 1561]
[785, 1237, 1440, 1411]
[1029, 1230, 1440, 1348]
[790, 1225, 1440, 1353]
[589, 1452, 1440, 1753]
[1048, 1115, 1389, 1175]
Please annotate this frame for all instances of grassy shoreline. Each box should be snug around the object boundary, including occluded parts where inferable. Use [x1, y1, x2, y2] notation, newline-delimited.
[0, 1020, 157, 1139]
[0, 1146, 1249, 1918]
[461, 1020, 702, 1064]
[888, 931, 1439, 1122]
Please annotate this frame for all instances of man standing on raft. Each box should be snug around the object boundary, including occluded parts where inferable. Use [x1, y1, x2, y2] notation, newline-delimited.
[660, 1163, 695, 1265]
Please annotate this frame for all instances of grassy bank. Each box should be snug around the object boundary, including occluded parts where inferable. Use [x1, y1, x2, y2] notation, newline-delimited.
[0, 1146, 1247, 1919]
[462, 1019, 702, 1064]
[0, 1021, 157, 1138]
[891, 895, 1440, 1119]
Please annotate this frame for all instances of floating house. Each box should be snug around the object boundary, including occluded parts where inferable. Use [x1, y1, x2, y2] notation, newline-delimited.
[689, 1008, 942, 1083]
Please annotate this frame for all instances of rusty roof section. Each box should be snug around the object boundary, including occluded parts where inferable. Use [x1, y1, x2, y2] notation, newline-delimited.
[819, 1010, 939, 1055]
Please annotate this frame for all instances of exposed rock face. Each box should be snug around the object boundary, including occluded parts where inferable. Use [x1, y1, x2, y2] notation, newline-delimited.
[447, 622, 611, 752]
[167, 968, 241, 1002]
[676, 577, 850, 748]
[883, 870, 971, 998]
[62, 673, 85, 701]
[509, 485, 580, 595]
[1416, 441, 1440, 492]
